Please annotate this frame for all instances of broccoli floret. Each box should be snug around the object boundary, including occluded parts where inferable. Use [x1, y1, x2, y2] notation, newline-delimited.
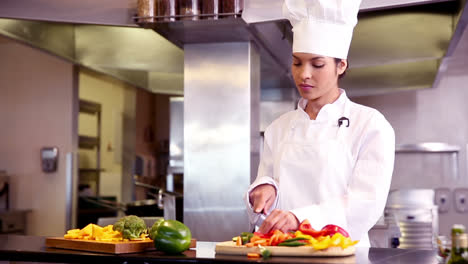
[113, 215, 147, 239]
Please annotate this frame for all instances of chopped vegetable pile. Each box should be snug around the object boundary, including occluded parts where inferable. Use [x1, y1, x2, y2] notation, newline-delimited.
[63, 216, 192, 254]
[232, 220, 358, 250]
[64, 223, 149, 242]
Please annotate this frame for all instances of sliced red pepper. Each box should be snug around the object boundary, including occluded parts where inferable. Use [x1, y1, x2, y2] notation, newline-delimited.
[298, 219, 311, 230]
[269, 230, 286, 246]
[298, 220, 326, 237]
[253, 231, 274, 239]
[321, 224, 349, 238]
[300, 229, 326, 237]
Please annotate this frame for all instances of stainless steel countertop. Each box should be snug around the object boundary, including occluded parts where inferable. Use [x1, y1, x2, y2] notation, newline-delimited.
[0, 235, 439, 264]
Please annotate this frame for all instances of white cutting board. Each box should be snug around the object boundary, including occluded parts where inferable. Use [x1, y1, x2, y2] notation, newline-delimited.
[215, 241, 355, 257]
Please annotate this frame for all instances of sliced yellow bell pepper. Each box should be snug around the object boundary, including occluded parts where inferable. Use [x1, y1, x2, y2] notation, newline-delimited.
[312, 236, 331, 250]
[294, 231, 313, 240]
[330, 233, 343, 247]
[340, 236, 359, 249]
[64, 223, 124, 241]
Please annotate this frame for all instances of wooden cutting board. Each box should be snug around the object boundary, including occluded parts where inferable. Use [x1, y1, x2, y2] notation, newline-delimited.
[45, 237, 154, 254]
[215, 241, 355, 257]
[46, 237, 197, 254]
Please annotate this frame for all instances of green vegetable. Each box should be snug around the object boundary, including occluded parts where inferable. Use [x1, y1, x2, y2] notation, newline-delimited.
[240, 232, 254, 245]
[233, 232, 254, 245]
[282, 237, 310, 243]
[113, 215, 147, 240]
[259, 245, 271, 260]
[154, 220, 192, 254]
[149, 218, 165, 240]
[277, 241, 308, 247]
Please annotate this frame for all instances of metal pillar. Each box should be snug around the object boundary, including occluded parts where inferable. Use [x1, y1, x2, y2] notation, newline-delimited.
[184, 42, 260, 241]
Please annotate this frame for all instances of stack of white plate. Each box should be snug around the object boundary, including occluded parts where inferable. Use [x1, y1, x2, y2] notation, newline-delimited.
[398, 221, 435, 249]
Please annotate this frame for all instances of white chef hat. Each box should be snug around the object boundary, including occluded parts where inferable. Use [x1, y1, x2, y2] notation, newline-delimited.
[283, 0, 362, 59]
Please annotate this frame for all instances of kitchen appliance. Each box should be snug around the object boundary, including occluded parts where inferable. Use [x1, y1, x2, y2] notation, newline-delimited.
[0, 173, 30, 234]
[134, 181, 183, 221]
[0, 210, 28, 234]
[385, 189, 438, 249]
[79, 181, 181, 226]
[0, 173, 9, 210]
[77, 196, 163, 219]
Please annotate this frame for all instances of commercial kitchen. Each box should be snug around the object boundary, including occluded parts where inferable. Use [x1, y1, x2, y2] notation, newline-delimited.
[1, 0, 468, 263]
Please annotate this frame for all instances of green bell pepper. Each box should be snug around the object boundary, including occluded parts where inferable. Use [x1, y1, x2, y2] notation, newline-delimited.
[154, 220, 192, 254]
[149, 218, 164, 240]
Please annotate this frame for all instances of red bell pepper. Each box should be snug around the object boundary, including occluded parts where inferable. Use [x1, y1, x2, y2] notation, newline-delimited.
[298, 220, 326, 237]
[321, 224, 349, 238]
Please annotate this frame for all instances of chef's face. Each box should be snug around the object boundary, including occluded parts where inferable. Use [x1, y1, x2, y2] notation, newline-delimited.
[291, 53, 347, 101]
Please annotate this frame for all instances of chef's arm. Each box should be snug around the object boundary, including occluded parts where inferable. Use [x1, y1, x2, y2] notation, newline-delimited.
[244, 129, 279, 229]
[290, 112, 395, 240]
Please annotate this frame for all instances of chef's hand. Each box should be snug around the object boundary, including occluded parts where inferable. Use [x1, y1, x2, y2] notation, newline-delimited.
[249, 184, 276, 215]
[258, 209, 299, 234]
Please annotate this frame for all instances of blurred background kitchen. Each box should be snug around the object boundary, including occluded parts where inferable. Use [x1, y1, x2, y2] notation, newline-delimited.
[0, 0, 468, 250]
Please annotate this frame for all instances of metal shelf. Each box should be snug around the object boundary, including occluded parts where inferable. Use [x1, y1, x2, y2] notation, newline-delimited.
[79, 99, 101, 115]
[395, 142, 460, 180]
[78, 136, 99, 149]
[145, 17, 251, 48]
[396, 142, 460, 153]
[134, 12, 241, 24]
[79, 168, 105, 173]
[77, 99, 102, 197]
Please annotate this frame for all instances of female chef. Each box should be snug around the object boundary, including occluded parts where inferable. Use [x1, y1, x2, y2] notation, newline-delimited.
[244, 0, 395, 247]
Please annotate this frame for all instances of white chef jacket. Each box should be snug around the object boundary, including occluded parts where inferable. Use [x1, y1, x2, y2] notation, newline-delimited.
[244, 89, 395, 247]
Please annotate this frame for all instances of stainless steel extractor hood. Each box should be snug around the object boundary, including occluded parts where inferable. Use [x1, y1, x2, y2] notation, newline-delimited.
[0, 19, 184, 95]
[344, 0, 468, 96]
[0, 0, 466, 97]
[248, 0, 468, 98]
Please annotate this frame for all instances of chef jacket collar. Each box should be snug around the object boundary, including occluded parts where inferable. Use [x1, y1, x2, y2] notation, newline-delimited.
[297, 89, 348, 122]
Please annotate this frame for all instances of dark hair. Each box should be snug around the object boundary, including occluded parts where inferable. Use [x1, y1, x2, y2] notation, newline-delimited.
[334, 58, 348, 79]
